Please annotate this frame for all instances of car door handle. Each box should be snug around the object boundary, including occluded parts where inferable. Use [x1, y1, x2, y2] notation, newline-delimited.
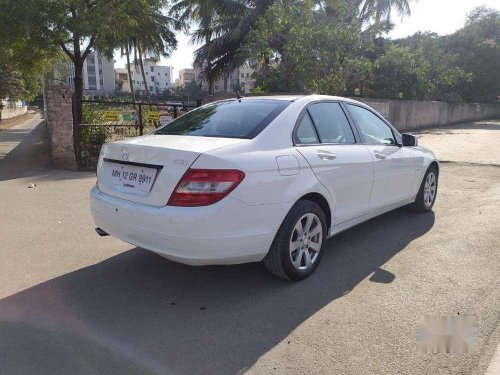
[374, 152, 387, 160]
[316, 151, 336, 160]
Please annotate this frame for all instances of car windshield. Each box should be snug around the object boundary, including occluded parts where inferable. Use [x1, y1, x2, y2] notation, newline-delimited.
[154, 99, 290, 139]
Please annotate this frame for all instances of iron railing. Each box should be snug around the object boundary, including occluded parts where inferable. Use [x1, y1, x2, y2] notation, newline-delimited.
[76, 99, 199, 170]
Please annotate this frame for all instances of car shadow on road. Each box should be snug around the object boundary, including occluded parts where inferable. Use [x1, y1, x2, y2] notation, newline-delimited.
[0, 209, 434, 375]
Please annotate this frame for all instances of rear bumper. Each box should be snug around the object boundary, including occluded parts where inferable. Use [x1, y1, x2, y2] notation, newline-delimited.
[90, 186, 289, 265]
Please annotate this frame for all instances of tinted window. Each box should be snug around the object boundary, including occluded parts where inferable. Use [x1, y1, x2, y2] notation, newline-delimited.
[154, 100, 290, 139]
[307, 103, 355, 144]
[346, 104, 396, 145]
[295, 113, 319, 144]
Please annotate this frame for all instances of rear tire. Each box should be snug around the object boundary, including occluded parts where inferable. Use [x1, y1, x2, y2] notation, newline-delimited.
[409, 165, 438, 212]
[264, 199, 327, 281]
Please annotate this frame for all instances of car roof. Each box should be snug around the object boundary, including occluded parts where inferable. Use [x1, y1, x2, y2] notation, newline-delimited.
[235, 95, 305, 101]
[218, 94, 367, 105]
[214, 95, 304, 103]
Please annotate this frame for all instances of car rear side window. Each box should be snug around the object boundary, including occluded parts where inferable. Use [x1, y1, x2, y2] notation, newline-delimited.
[307, 103, 355, 144]
[154, 99, 290, 139]
[295, 112, 319, 144]
[346, 104, 396, 145]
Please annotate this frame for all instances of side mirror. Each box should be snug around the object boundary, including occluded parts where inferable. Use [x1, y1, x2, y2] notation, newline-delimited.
[402, 133, 418, 147]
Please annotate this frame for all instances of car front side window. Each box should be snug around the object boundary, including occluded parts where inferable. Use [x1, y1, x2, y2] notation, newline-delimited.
[346, 104, 396, 145]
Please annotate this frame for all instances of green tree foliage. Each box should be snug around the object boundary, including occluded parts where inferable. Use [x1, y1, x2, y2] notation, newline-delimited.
[373, 7, 498, 102]
[1, 0, 176, 124]
[2, 0, 129, 124]
[98, 0, 177, 100]
[172, 0, 412, 94]
[171, 0, 275, 94]
[0, 46, 56, 101]
[248, 3, 496, 102]
[0, 1, 59, 102]
[247, 0, 390, 95]
[371, 36, 474, 101]
[371, 45, 433, 99]
[443, 7, 500, 102]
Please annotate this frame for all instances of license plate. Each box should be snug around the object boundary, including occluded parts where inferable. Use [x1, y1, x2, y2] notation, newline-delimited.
[108, 162, 157, 193]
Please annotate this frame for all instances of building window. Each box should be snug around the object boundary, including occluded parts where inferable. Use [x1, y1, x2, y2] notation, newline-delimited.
[151, 76, 155, 82]
[241, 72, 244, 78]
[165, 73, 168, 76]
[149, 86, 154, 91]
[150, 66, 154, 73]
[246, 73, 250, 77]
[145, 72, 148, 75]
[158, 72, 160, 76]
[88, 76, 97, 89]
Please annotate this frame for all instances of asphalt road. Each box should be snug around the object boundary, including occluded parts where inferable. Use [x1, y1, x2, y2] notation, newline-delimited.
[0, 116, 499, 375]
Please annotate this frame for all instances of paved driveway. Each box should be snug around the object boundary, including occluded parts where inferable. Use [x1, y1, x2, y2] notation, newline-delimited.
[0, 117, 499, 374]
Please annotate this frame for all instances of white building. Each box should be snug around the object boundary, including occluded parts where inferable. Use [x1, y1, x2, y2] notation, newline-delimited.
[194, 61, 257, 94]
[125, 59, 173, 94]
[115, 68, 130, 92]
[63, 52, 115, 94]
[238, 61, 257, 94]
[178, 68, 196, 88]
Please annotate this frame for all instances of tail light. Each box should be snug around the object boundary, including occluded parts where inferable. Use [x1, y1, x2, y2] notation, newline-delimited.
[168, 169, 245, 207]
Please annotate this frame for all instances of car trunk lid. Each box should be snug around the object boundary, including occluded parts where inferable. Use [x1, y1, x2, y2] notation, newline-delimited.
[97, 134, 245, 207]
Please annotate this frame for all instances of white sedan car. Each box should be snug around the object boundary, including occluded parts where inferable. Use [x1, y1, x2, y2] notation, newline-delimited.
[91, 95, 438, 280]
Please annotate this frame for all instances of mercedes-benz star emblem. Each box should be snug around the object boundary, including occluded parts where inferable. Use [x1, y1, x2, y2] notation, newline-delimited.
[121, 148, 129, 161]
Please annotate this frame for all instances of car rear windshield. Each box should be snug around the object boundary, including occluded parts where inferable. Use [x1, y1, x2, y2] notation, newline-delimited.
[154, 99, 290, 139]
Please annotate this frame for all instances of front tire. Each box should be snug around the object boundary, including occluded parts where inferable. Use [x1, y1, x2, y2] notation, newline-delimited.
[264, 199, 327, 281]
[409, 165, 438, 212]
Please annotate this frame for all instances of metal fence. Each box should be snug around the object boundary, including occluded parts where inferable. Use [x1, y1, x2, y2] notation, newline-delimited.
[76, 100, 199, 170]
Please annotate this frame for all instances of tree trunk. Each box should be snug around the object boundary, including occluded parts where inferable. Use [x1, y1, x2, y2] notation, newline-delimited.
[72, 37, 84, 128]
[137, 42, 150, 101]
[125, 43, 136, 103]
[207, 67, 215, 96]
[73, 61, 84, 125]
[133, 42, 141, 99]
[208, 77, 214, 95]
[224, 73, 228, 92]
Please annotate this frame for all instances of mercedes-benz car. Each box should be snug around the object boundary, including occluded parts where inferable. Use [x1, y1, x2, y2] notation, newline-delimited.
[90, 95, 438, 281]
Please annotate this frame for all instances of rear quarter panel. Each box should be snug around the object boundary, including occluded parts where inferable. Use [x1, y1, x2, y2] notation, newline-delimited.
[193, 145, 332, 207]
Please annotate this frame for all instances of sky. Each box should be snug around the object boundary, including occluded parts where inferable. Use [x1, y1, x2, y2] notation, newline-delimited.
[113, 0, 499, 79]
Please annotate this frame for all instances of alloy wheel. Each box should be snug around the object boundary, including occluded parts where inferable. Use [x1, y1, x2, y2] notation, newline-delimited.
[289, 213, 323, 271]
[424, 171, 437, 208]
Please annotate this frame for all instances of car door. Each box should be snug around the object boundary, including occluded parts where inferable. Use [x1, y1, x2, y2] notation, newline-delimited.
[345, 103, 416, 212]
[294, 102, 374, 225]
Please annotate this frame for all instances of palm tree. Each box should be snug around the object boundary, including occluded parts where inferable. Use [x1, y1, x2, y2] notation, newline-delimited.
[360, 0, 412, 22]
[171, 0, 413, 93]
[123, 43, 136, 103]
[172, 0, 274, 95]
[99, 0, 177, 100]
[132, 39, 151, 100]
